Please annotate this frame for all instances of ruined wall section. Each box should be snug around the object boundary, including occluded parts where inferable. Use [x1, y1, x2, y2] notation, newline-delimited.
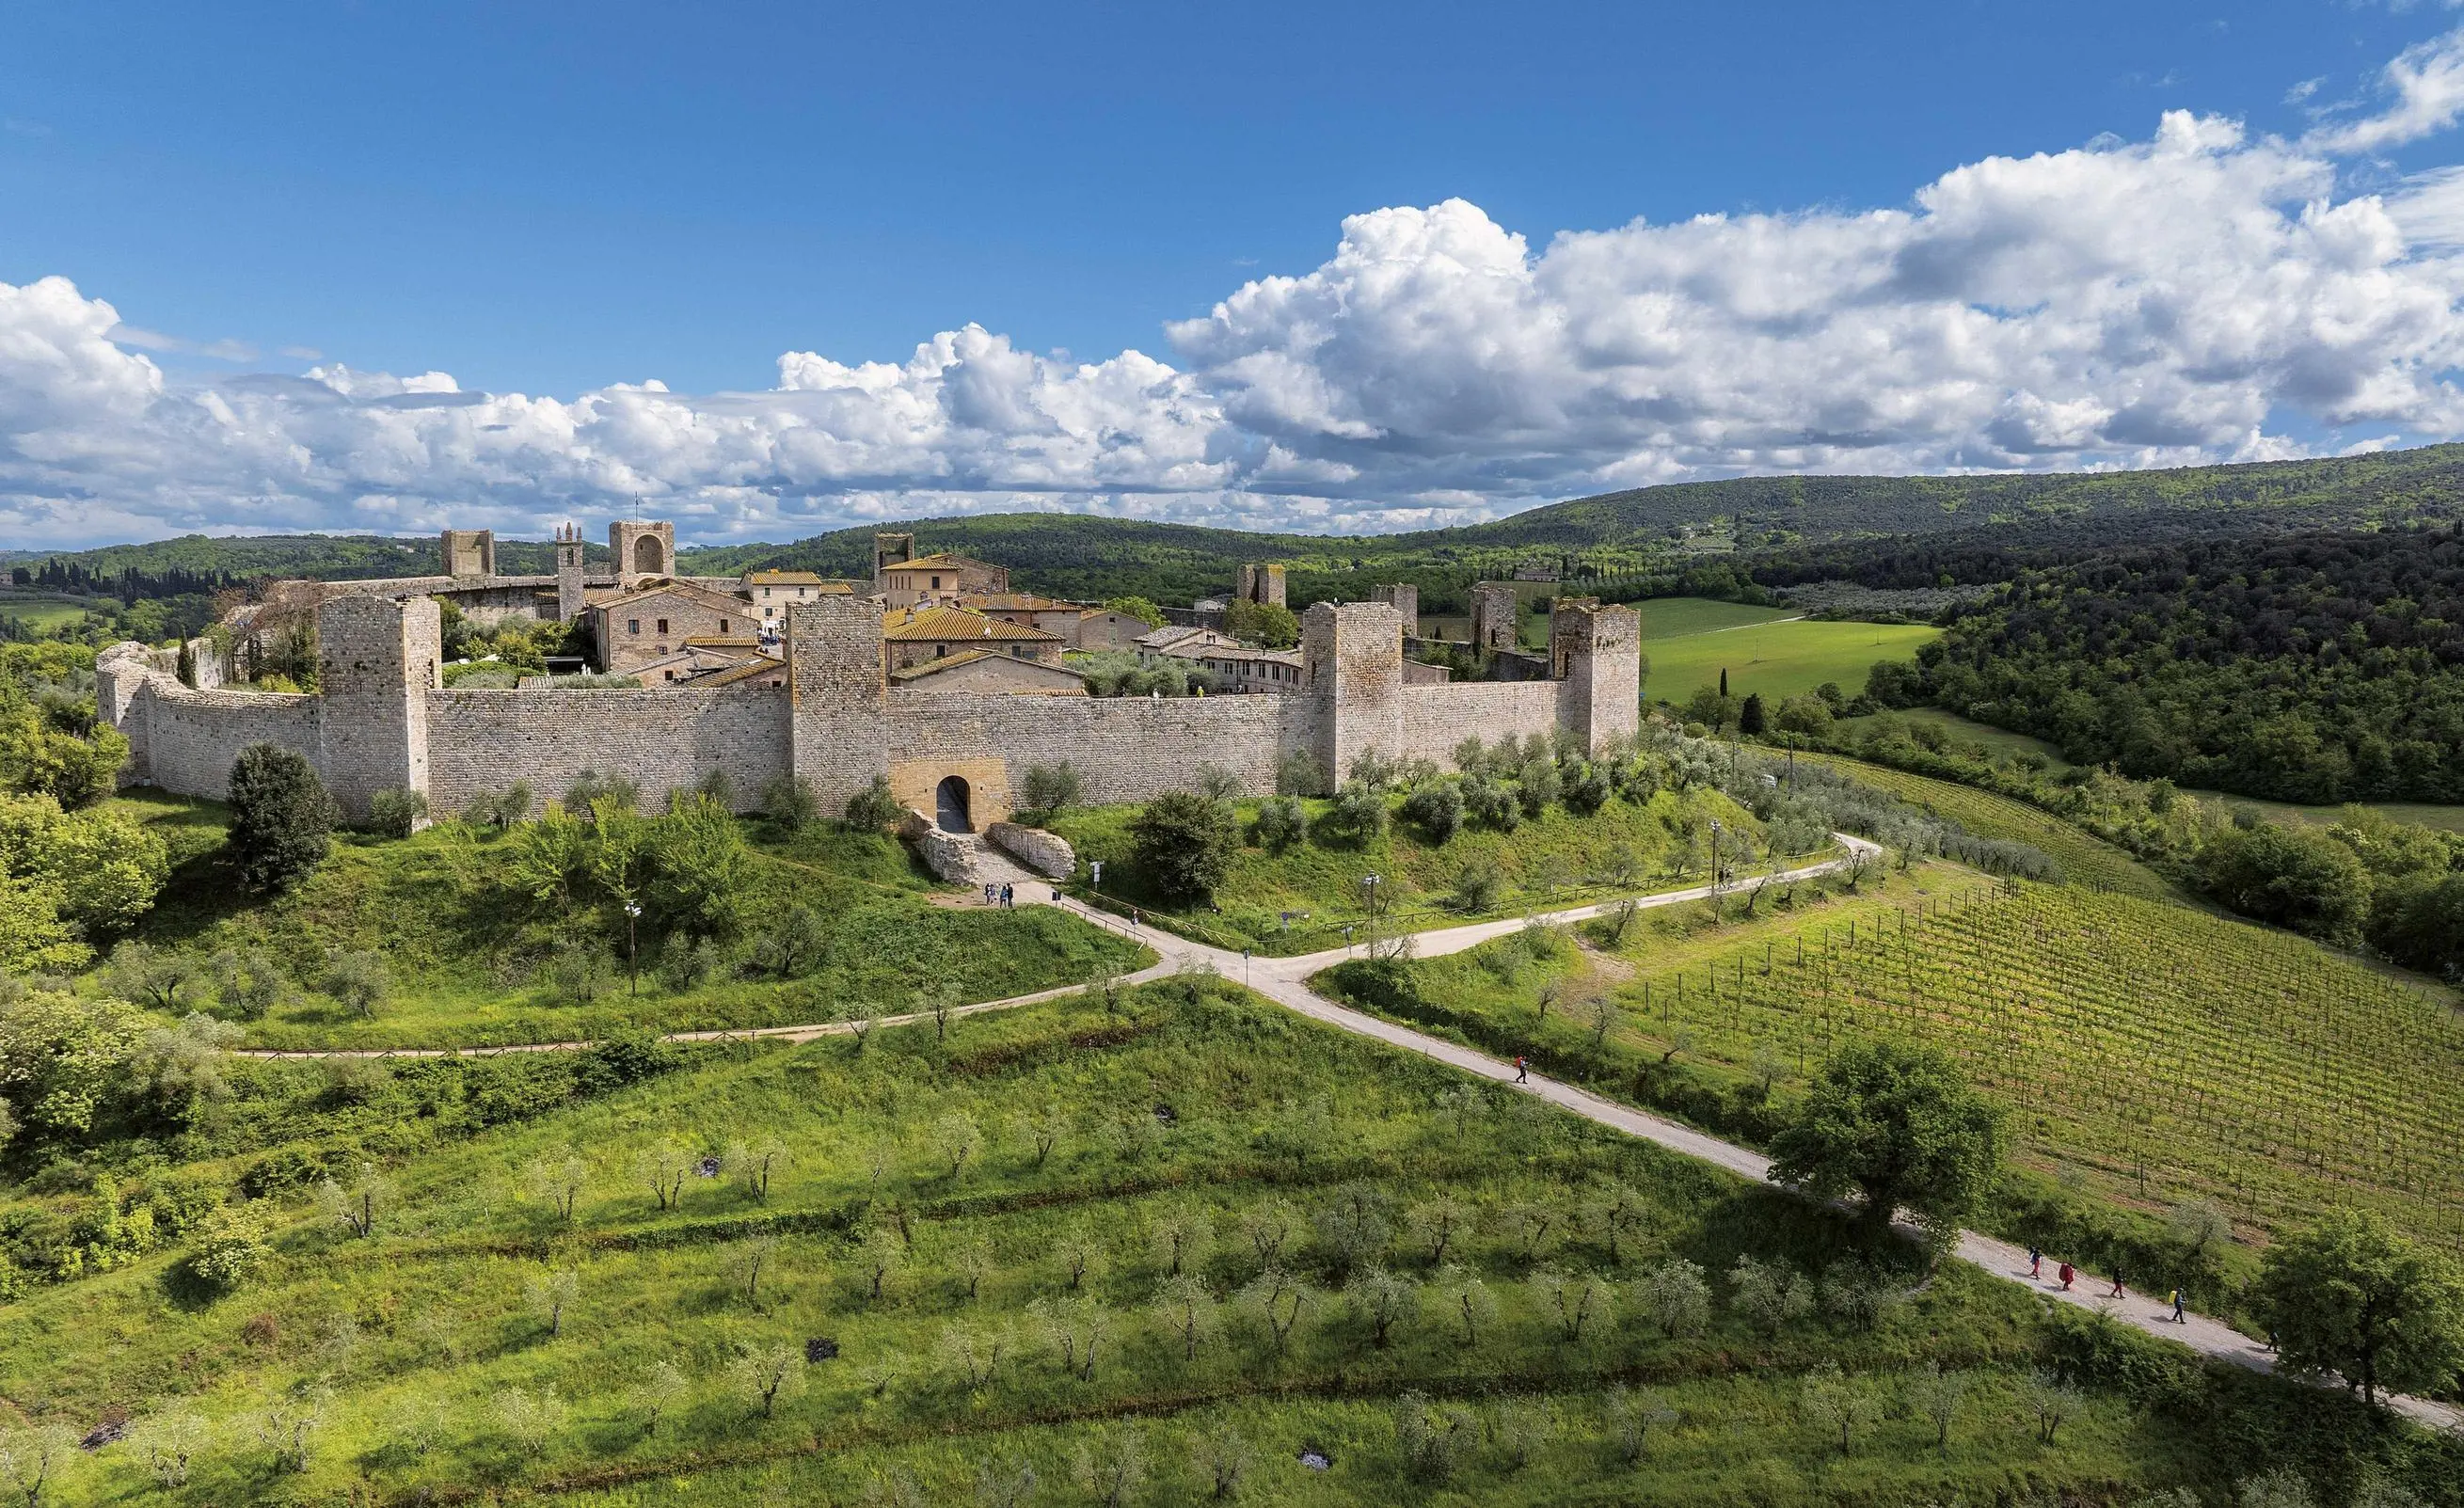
[424, 687, 787, 817]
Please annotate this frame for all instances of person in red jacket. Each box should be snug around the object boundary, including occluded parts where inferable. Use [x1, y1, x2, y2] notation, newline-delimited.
[1514, 1056, 1530, 1084]
[2057, 1261, 2075, 1291]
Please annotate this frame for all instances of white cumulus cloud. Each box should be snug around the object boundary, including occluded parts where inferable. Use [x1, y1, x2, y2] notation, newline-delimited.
[12, 47, 2464, 548]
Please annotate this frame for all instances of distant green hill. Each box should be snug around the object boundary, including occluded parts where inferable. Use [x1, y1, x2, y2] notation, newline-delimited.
[24, 443, 2464, 608]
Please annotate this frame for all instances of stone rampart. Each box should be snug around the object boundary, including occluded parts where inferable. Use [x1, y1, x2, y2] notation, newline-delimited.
[424, 686, 789, 817]
[882, 691, 1311, 804]
[1398, 682, 1561, 763]
[138, 683, 323, 798]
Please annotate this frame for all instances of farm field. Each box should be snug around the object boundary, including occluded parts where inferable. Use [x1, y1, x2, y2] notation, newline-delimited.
[1645, 618, 1938, 706]
[1833, 707, 2073, 768]
[1047, 783, 1798, 956]
[1801, 754, 2178, 899]
[0, 593, 91, 632]
[0, 978, 2377, 1506]
[1327, 878, 2464, 1265]
[100, 792, 1150, 1051]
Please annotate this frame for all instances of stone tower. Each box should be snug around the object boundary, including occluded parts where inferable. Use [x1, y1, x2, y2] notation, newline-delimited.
[610, 519, 676, 585]
[872, 532, 915, 590]
[1302, 600, 1405, 788]
[787, 595, 892, 813]
[1468, 581, 1520, 651]
[1550, 598, 1642, 753]
[315, 594, 439, 825]
[1235, 563, 1287, 608]
[439, 529, 495, 578]
[1369, 583, 1420, 637]
[554, 523, 587, 622]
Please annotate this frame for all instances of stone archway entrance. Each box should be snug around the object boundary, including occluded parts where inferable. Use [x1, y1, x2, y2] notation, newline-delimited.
[935, 775, 972, 833]
[634, 535, 664, 576]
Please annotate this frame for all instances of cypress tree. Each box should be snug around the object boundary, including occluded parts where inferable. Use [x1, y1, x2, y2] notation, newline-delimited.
[227, 743, 334, 894]
[1719, 667, 1728, 697]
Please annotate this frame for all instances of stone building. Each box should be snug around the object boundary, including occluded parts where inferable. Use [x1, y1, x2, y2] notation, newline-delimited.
[1369, 582, 1420, 637]
[592, 581, 761, 676]
[892, 650, 1089, 695]
[878, 552, 1009, 608]
[440, 529, 497, 579]
[101, 593, 1638, 836]
[882, 604, 1062, 670]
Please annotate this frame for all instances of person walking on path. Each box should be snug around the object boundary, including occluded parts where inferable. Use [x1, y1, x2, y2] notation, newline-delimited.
[2058, 1261, 2075, 1291]
[983, 882, 997, 906]
[2109, 1271, 2126, 1300]
[1515, 1056, 1530, 1085]
[2170, 1288, 2187, 1325]
[2027, 1246, 2042, 1279]
[1001, 881, 1013, 909]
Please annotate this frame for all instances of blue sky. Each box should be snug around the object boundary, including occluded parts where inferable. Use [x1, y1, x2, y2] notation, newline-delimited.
[9, 1, 2464, 546]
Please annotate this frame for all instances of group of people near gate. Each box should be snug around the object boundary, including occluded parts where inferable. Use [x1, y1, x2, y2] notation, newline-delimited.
[2028, 1245, 2190, 1325]
[981, 881, 1019, 907]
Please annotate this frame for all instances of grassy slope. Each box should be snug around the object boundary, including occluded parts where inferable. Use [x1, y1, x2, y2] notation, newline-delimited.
[1802, 754, 2177, 899]
[1325, 870, 2464, 1262]
[1645, 621, 1939, 706]
[102, 797, 1148, 1050]
[1047, 786, 1786, 956]
[0, 980, 2342, 1506]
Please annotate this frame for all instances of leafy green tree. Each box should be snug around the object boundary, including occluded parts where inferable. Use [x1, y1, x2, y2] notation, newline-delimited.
[1130, 789, 1235, 904]
[1400, 780, 1463, 842]
[647, 793, 750, 939]
[365, 787, 429, 838]
[1100, 595, 1168, 628]
[0, 793, 168, 937]
[1251, 796, 1308, 852]
[0, 987, 149, 1136]
[0, 878, 83, 974]
[1767, 1039, 2005, 1246]
[1224, 598, 1300, 649]
[226, 743, 332, 893]
[2199, 820, 2372, 946]
[1738, 692, 1768, 736]
[2252, 1209, 2464, 1407]
[759, 773, 820, 833]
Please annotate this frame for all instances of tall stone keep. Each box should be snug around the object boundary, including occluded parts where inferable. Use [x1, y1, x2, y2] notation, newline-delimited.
[787, 595, 892, 813]
[611, 519, 676, 584]
[1468, 580, 1520, 651]
[872, 532, 915, 589]
[440, 528, 496, 578]
[315, 594, 439, 824]
[1369, 583, 1420, 637]
[1235, 563, 1287, 608]
[1303, 600, 1405, 788]
[1550, 598, 1642, 753]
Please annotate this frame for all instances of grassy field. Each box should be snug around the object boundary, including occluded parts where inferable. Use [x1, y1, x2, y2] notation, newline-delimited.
[1324, 872, 2464, 1266]
[0, 976, 2405, 1506]
[0, 594, 91, 633]
[98, 794, 1150, 1050]
[1632, 597, 1795, 639]
[1802, 754, 2178, 899]
[1834, 707, 2072, 767]
[1047, 785, 1793, 956]
[1645, 619, 1939, 706]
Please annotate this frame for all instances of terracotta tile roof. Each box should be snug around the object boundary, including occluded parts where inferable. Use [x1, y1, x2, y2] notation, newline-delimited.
[697, 655, 787, 686]
[743, 569, 831, 585]
[882, 605, 1059, 643]
[882, 552, 991, 572]
[594, 579, 752, 613]
[681, 635, 760, 648]
[964, 593, 1079, 611]
[890, 648, 1087, 688]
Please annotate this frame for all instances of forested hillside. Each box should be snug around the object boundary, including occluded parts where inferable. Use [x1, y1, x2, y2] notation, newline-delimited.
[1889, 527, 2464, 804]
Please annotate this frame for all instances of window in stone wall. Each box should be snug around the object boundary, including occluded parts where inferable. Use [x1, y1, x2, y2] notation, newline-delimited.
[628, 619, 641, 635]
[721, 619, 730, 633]
[658, 618, 670, 634]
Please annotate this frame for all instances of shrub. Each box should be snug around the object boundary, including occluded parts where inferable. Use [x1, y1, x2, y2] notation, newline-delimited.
[1022, 762, 1085, 815]
[1452, 859, 1503, 914]
[845, 776, 904, 830]
[182, 1203, 272, 1294]
[322, 949, 390, 1019]
[1275, 749, 1326, 798]
[364, 787, 429, 838]
[760, 774, 820, 833]
[1130, 790, 1236, 904]
[1400, 781, 1463, 842]
[1462, 777, 1519, 832]
[226, 743, 333, 893]
[1327, 781, 1388, 842]
[1252, 796, 1308, 852]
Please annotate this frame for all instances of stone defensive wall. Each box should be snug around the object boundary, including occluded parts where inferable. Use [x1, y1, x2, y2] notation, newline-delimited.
[100, 592, 1639, 831]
